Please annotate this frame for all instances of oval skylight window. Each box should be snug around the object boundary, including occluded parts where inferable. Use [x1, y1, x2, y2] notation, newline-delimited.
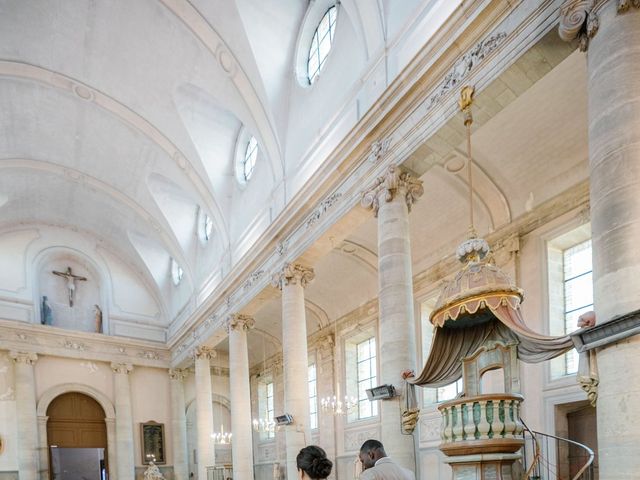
[243, 136, 258, 182]
[307, 6, 337, 84]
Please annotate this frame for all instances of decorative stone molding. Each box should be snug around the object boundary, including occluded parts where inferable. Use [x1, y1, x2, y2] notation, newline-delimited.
[427, 31, 507, 108]
[276, 240, 289, 256]
[110, 362, 133, 375]
[193, 345, 216, 360]
[9, 351, 38, 365]
[306, 192, 342, 228]
[243, 270, 264, 290]
[225, 313, 255, 332]
[63, 340, 87, 351]
[367, 136, 393, 163]
[271, 263, 315, 290]
[558, 0, 600, 51]
[168, 368, 188, 381]
[361, 165, 424, 217]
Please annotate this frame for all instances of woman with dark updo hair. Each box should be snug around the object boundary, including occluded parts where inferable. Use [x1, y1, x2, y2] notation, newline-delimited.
[296, 445, 333, 480]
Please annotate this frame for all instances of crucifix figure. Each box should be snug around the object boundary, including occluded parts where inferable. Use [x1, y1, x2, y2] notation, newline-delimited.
[52, 267, 87, 307]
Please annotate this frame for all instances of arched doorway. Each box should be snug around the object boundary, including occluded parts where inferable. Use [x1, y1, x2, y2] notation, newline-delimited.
[47, 392, 108, 479]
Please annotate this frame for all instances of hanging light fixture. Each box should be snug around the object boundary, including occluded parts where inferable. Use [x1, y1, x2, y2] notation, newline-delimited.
[320, 315, 358, 416]
[211, 426, 232, 445]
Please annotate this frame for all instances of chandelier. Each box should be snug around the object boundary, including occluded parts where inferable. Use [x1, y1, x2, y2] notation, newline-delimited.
[320, 393, 358, 415]
[252, 417, 276, 433]
[211, 424, 232, 445]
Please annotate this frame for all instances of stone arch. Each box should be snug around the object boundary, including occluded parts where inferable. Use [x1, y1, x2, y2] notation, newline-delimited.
[37, 383, 115, 418]
[37, 383, 116, 480]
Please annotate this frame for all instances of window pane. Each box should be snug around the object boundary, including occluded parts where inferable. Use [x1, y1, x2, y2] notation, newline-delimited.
[307, 7, 337, 83]
[565, 272, 593, 312]
[564, 240, 592, 279]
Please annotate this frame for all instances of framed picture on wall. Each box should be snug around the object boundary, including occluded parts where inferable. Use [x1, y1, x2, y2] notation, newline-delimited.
[140, 421, 166, 465]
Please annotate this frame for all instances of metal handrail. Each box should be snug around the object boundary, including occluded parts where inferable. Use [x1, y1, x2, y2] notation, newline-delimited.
[530, 430, 594, 480]
[520, 419, 541, 480]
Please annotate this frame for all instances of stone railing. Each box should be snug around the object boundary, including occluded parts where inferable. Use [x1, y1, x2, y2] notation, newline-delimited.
[438, 393, 525, 456]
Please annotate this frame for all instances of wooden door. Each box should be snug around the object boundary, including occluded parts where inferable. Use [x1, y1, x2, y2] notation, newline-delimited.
[46, 392, 108, 477]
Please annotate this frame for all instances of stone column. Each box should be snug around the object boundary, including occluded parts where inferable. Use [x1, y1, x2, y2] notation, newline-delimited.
[362, 165, 423, 471]
[170, 369, 189, 480]
[226, 314, 256, 480]
[37, 415, 49, 480]
[194, 346, 216, 480]
[111, 363, 135, 480]
[105, 417, 118, 478]
[272, 263, 315, 480]
[10, 351, 39, 480]
[560, 3, 640, 479]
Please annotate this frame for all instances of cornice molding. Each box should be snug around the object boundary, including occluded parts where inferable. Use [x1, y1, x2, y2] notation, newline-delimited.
[0, 319, 169, 368]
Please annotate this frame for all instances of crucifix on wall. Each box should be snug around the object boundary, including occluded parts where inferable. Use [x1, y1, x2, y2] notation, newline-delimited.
[52, 267, 87, 307]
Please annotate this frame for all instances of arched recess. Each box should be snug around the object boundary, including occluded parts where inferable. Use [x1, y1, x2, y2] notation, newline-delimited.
[32, 246, 109, 334]
[37, 383, 116, 480]
[185, 394, 232, 473]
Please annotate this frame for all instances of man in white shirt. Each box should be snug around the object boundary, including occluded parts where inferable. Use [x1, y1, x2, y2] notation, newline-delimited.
[358, 439, 415, 480]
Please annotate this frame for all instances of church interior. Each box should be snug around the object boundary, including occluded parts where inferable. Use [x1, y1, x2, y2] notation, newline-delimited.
[0, 1, 639, 479]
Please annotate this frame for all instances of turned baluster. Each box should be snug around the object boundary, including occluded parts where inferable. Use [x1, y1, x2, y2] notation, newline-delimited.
[477, 400, 491, 440]
[490, 400, 502, 439]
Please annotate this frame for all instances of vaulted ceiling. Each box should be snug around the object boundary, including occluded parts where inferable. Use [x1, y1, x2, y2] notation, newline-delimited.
[0, 0, 460, 335]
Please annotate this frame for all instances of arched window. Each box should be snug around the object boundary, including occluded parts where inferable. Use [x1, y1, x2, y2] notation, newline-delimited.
[307, 6, 337, 84]
[203, 214, 213, 241]
[243, 136, 258, 182]
[170, 258, 183, 286]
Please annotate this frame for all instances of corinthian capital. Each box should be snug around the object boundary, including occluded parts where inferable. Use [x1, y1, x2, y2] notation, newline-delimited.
[9, 351, 38, 365]
[110, 362, 133, 375]
[193, 345, 216, 360]
[361, 165, 424, 217]
[225, 314, 255, 333]
[271, 263, 315, 290]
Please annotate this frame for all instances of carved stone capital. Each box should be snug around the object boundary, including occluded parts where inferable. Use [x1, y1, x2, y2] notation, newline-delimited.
[110, 362, 133, 375]
[225, 313, 255, 333]
[9, 351, 38, 365]
[168, 368, 188, 381]
[271, 263, 315, 290]
[361, 165, 424, 217]
[617, 0, 640, 13]
[193, 345, 216, 361]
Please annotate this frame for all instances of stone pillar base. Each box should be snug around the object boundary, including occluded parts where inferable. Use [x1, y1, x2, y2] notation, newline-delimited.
[445, 453, 522, 480]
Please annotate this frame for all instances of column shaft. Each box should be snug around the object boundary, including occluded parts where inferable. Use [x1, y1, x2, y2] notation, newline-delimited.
[362, 166, 423, 471]
[194, 347, 216, 480]
[111, 363, 135, 480]
[37, 416, 48, 480]
[170, 369, 189, 480]
[11, 352, 39, 480]
[587, 3, 640, 479]
[273, 264, 314, 480]
[227, 315, 255, 480]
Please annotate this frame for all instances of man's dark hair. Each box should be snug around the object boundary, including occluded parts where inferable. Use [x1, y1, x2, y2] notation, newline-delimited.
[360, 439, 384, 453]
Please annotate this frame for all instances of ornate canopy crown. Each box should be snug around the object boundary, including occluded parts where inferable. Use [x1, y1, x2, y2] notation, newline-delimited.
[429, 237, 523, 328]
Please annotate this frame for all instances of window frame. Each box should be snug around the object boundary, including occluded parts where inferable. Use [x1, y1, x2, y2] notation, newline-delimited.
[546, 222, 592, 379]
[170, 258, 183, 286]
[306, 5, 337, 84]
[308, 363, 318, 430]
